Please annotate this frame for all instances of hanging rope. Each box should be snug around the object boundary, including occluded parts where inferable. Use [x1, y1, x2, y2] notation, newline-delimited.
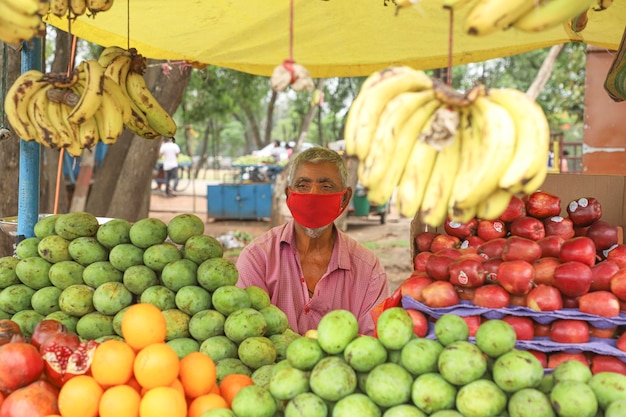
[0, 45, 10, 142]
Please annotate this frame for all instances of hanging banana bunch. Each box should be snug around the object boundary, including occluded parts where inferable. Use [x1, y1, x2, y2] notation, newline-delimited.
[0, 0, 47, 45]
[344, 66, 551, 227]
[50, 0, 114, 17]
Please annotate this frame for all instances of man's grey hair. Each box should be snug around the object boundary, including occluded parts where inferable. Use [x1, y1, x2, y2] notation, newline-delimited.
[287, 147, 348, 188]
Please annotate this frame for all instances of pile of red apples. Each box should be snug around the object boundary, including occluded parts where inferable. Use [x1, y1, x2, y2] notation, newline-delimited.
[403, 190, 626, 355]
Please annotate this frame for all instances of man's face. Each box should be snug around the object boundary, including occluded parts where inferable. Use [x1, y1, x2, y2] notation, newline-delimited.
[288, 161, 344, 195]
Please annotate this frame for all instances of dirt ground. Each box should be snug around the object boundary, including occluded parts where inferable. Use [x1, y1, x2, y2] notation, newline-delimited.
[149, 181, 414, 294]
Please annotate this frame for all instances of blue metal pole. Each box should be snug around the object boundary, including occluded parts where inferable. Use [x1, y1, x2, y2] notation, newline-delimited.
[17, 38, 43, 239]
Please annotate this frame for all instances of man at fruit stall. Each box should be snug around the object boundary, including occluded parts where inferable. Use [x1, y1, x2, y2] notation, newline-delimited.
[236, 147, 390, 336]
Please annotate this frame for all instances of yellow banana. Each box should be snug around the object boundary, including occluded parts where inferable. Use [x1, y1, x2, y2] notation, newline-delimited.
[48, 99, 76, 149]
[395, 105, 446, 219]
[4, 69, 47, 141]
[67, 60, 105, 125]
[27, 84, 58, 147]
[37, 0, 50, 15]
[0, 15, 40, 44]
[366, 98, 440, 206]
[2, 0, 40, 15]
[359, 89, 435, 189]
[419, 109, 463, 228]
[522, 163, 548, 195]
[97, 46, 130, 68]
[86, 0, 113, 13]
[76, 111, 99, 149]
[487, 88, 550, 191]
[59, 101, 84, 157]
[126, 70, 177, 137]
[93, 87, 125, 145]
[0, 0, 41, 29]
[476, 188, 514, 220]
[465, 0, 537, 36]
[69, 0, 87, 15]
[453, 96, 516, 210]
[513, 0, 596, 32]
[344, 66, 434, 161]
[49, 0, 68, 17]
[103, 76, 131, 123]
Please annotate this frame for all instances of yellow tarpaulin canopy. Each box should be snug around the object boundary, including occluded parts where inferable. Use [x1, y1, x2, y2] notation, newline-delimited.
[45, 1, 626, 77]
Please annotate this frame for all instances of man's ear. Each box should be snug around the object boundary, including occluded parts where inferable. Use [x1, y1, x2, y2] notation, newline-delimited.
[342, 187, 353, 209]
[284, 186, 290, 198]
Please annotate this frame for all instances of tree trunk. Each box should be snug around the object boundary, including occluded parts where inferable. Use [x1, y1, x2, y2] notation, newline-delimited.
[270, 79, 325, 227]
[85, 59, 192, 222]
[526, 44, 565, 100]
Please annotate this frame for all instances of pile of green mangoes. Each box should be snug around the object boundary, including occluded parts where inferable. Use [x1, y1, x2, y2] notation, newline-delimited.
[229, 309, 626, 417]
[0, 212, 300, 364]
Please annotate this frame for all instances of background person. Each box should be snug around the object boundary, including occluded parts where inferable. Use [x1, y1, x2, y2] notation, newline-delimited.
[159, 137, 180, 197]
[236, 147, 390, 335]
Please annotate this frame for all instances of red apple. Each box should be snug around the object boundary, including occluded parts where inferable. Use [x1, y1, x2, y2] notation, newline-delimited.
[499, 195, 527, 223]
[526, 284, 563, 312]
[544, 216, 575, 240]
[482, 257, 502, 284]
[444, 217, 478, 240]
[497, 259, 535, 295]
[501, 236, 542, 263]
[509, 216, 546, 241]
[425, 254, 455, 281]
[610, 268, 626, 301]
[413, 251, 432, 272]
[590, 355, 626, 375]
[559, 236, 597, 267]
[550, 319, 590, 344]
[462, 315, 482, 338]
[448, 258, 486, 288]
[534, 322, 551, 338]
[476, 219, 507, 241]
[502, 315, 535, 341]
[477, 238, 507, 260]
[527, 350, 548, 368]
[472, 284, 510, 309]
[607, 245, 626, 268]
[562, 295, 581, 309]
[533, 257, 561, 286]
[567, 197, 602, 227]
[434, 247, 463, 259]
[578, 291, 621, 317]
[462, 235, 485, 250]
[553, 261, 593, 298]
[421, 281, 460, 308]
[548, 352, 589, 369]
[589, 325, 617, 338]
[617, 332, 626, 352]
[457, 251, 483, 263]
[526, 190, 562, 219]
[538, 235, 565, 258]
[415, 231, 438, 253]
[399, 273, 433, 302]
[430, 234, 461, 253]
[405, 309, 429, 338]
[586, 220, 619, 251]
[454, 285, 476, 302]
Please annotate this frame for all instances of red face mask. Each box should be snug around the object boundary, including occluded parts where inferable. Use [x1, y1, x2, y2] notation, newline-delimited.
[286, 189, 348, 229]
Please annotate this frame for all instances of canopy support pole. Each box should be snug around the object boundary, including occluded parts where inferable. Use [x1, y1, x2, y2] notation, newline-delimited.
[17, 38, 43, 240]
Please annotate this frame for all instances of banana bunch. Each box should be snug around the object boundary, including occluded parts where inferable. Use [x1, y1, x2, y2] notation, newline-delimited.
[344, 66, 550, 227]
[50, 0, 114, 17]
[3, 59, 131, 157]
[444, 0, 607, 36]
[0, 0, 47, 45]
[97, 46, 177, 140]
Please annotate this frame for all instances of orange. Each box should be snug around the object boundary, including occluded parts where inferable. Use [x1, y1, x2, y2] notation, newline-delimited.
[179, 351, 217, 399]
[187, 393, 229, 417]
[121, 303, 167, 351]
[57, 375, 103, 417]
[99, 385, 141, 417]
[133, 342, 180, 389]
[139, 386, 186, 417]
[91, 339, 136, 386]
[219, 373, 254, 407]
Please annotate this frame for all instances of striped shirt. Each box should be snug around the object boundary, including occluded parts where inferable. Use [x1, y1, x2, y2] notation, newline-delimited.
[235, 221, 390, 336]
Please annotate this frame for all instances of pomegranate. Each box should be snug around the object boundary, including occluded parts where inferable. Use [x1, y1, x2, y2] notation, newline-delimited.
[41, 338, 97, 388]
[0, 341, 44, 393]
[0, 321, 21, 347]
[0, 380, 58, 417]
[30, 320, 67, 351]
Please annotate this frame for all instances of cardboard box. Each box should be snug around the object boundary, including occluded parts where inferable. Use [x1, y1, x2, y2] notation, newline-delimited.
[409, 173, 626, 261]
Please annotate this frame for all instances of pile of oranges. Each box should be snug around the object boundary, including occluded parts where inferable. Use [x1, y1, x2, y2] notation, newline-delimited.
[44, 303, 254, 417]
